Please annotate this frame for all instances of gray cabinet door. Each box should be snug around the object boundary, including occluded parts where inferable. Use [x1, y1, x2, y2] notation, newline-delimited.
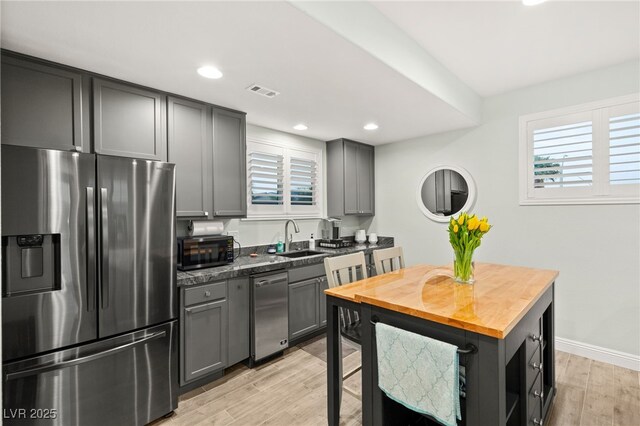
[212, 108, 246, 217]
[182, 299, 228, 383]
[318, 276, 329, 327]
[288, 278, 320, 341]
[343, 141, 360, 215]
[168, 97, 212, 218]
[1, 55, 87, 152]
[227, 277, 250, 366]
[93, 78, 166, 161]
[357, 143, 375, 215]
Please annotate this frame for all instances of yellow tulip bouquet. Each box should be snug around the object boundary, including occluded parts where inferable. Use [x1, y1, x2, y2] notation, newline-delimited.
[448, 212, 492, 283]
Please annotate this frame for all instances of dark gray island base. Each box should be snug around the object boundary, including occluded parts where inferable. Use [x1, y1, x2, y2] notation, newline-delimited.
[325, 263, 558, 426]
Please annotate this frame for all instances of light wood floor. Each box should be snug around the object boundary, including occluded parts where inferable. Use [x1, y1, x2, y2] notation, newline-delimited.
[153, 336, 639, 426]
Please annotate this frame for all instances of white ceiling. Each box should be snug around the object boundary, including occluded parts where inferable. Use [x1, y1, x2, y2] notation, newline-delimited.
[373, 1, 640, 97]
[1, 1, 638, 145]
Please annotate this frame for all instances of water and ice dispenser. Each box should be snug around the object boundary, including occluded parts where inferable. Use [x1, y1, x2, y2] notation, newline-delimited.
[2, 234, 61, 296]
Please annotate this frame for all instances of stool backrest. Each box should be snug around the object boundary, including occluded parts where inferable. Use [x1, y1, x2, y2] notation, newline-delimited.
[373, 246, 405, 275]
[324, 252, 368, 288]
[324, 252, 368, 330]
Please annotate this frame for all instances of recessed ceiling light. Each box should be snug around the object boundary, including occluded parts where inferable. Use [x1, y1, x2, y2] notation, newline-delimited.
[522, 0, 547, 6]
[364, 123, 379, 130]
[197, 66, 223, 79]
[293, 124, 308, 131]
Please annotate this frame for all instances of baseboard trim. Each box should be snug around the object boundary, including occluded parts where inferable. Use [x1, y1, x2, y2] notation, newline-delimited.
[556, 337, 640, 371]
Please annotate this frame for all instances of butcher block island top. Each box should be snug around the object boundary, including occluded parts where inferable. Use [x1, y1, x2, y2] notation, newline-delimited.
[325, 262, 558, 339]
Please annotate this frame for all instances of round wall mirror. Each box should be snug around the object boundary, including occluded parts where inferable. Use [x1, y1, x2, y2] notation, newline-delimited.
[416, 166, 476, 222]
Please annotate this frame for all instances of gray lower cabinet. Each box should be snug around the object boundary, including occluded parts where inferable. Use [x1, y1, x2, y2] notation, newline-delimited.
[1, 55, 89, 152]
[289, 278, 320, 340]
[327, 138, 375, 217]
[168, 97, 212, 218]
[181, 282, 228, 385]
[212, 108, 247, 217]
[227, 277, 250, 365]
[93, 78, 167, 161]
[288, 263, 328, 341]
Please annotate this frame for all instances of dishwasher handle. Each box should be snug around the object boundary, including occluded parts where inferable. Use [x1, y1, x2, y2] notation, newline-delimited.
[254, 277, 287, 288]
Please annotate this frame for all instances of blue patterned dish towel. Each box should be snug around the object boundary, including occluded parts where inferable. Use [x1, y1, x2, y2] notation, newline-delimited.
[375, 322, 461, 426]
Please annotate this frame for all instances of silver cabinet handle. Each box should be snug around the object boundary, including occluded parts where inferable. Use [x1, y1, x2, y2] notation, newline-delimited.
[86, 187, 96, 312]
[532, 418, 543, 426]
[530, 334, 543, 343]
[255, 277, 287, 288]
[533, 389, 544, 399]
[100, 188, 109, 309]
[530, 361, 543, 371]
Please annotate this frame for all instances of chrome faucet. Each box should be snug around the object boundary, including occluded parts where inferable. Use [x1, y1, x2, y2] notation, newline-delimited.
[284, 219, 300, 252]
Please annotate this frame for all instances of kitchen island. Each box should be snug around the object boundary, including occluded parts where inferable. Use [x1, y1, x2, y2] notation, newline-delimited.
[325, 263, 558, 426]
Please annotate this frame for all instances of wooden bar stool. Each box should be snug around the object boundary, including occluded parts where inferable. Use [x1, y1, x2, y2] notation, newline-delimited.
[323, 252, 368, 400]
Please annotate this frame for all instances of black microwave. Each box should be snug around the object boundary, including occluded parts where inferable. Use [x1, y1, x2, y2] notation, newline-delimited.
[177, 235, 234, 271]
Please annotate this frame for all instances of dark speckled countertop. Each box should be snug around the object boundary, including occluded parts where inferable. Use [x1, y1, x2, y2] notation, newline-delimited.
[177, 236, 394, 286]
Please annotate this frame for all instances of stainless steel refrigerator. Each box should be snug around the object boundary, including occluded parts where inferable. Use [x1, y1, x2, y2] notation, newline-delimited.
[1, 145, 178, 425]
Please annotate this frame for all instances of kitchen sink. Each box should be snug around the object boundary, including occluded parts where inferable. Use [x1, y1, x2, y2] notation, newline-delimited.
[278, 250, 325, 258]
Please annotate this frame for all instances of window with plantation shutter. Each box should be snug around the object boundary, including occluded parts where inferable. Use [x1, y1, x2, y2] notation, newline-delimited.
[246, 139, 323, 217]
[532, 119, 593, 189]
[520, 94, 639, 205]
[608, 105, 640, 188]
[290, 158, 316, 205]
[248, 151, 284, 205]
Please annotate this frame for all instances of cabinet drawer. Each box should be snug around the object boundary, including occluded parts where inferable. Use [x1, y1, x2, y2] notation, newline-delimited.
[528, 370, 544, 419]
[288, 263, 325, 283]
[526, 317, 543, 361]
[184, 281, 226, 306]
[526, 344, 544, 392]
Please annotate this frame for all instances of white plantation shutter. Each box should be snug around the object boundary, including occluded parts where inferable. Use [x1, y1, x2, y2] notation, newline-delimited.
[608, 105, 640, 187]
[290, 157, 317, 206]
[246, 139, 323, 217]
[532, 120, 593, 188]
[248, 152, 284, 205]
[520, 94, 640, 204]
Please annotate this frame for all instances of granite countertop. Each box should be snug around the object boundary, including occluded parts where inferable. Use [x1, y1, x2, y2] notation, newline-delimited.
[177, 236, 394, 286]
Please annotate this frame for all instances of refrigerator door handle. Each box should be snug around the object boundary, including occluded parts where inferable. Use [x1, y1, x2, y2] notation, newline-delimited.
[86, 187, 96, 312]
[100, 187, 109, 309]
[5, 330, 166, 381]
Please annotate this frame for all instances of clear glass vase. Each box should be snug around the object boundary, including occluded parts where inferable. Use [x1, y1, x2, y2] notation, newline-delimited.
[453, 252, 475, 284]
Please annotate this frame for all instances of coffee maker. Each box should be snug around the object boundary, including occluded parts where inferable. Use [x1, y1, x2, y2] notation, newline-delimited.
[317, 218, 353, 249]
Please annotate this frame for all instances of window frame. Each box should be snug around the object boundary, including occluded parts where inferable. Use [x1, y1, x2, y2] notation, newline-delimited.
[246, 137, 324, 219]
[519, 93, 640, 205]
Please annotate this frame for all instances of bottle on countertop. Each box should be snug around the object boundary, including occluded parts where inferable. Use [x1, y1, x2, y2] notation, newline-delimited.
[276, 240, 284, 253]
[309, 234, 315, 250]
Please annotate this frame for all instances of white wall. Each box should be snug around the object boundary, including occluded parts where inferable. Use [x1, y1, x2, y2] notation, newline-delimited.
[178, 124, 366, 246]
[370, 60, 640, 356]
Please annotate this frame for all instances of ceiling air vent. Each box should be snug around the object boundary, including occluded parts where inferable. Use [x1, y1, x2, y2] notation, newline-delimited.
[246, 84, 280, 98]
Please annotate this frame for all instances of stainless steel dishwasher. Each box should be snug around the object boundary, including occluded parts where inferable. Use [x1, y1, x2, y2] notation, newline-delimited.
[251, 271, 289, 363]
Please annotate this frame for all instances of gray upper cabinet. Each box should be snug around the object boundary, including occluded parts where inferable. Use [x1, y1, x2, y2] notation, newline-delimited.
[227, 277, 250, 366]
[168, 97, 212, 218]
[1, 55, 88, 152]
[327, 138, 375, 217]
[212, 108, 247, 217]
[93, 78, 167, 161]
